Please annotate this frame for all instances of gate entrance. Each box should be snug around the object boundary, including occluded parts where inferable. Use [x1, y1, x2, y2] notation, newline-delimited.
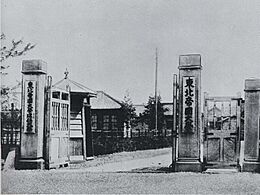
[45, 77, 70, 169]
[203, 94, 242, 167]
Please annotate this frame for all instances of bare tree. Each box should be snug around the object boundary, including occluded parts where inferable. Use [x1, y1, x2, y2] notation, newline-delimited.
[1, 33, 36, 108]
[1, 33, 36, 74]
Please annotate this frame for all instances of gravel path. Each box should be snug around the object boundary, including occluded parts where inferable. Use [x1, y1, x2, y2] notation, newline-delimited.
[81, 153, 171, 172]
[69, 147, 172, 172]
[2, 148, 260, 194]
[69, 147, 172, 170]
[2, 170, 260, 194]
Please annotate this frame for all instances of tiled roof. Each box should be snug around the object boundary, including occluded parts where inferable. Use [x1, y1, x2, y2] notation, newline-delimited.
[91, 91, 122, 109]
[53, 78, 96, 97]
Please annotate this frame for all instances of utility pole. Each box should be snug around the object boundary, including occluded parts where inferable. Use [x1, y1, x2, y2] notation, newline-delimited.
[172, 74, 178, 171]
[155, 48, 158, 135]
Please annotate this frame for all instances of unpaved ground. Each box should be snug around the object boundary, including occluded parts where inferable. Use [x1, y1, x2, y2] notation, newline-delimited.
[2, 148, 260, 194]
[69, 147, 172, 170]
[83, 153, 171, 172]
[2, 170, 260, 194]
[69, 147, 172, 172]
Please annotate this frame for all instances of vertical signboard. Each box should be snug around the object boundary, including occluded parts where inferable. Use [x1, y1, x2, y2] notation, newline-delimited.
[24, 80, 36, 133]
[182, 76, 196, 133]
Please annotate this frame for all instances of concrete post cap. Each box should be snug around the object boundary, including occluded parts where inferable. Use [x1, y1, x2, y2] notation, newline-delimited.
[245, 79, 260, 91]
[179, 54, 202, 69]
[22, 60, 47, 74]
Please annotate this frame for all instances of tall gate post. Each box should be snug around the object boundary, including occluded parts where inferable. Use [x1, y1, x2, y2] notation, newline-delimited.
[83, 98, 94, 159]
[18, 60, 47, 169]
[242, 79, 260, 172]
[175, 54, 203, 172]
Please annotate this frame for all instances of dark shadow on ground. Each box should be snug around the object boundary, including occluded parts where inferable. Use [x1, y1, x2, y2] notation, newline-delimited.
[123, 165, 240, 174]
[119, 166, 172, 173]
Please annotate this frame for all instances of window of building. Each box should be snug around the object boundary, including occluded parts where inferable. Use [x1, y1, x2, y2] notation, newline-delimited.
[166, 119, 172, 129]
[91, 114, 97, 130]
[111, 115, 118, 130]
[103, 115, 109, 130]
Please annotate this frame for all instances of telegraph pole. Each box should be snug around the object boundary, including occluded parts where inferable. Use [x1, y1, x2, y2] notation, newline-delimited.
[155, 48, 158, 134]
[172, 74, 178, 170]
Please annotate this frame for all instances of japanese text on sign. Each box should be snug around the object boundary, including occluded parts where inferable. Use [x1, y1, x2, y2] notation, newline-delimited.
[183, 77, 195, 133]
[24, 81, 36, 133]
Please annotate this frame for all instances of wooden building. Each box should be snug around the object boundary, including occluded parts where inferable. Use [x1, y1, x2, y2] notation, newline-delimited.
[161, 102, 174, 136]
[90, 91, 125, 138]
[132, 103, 173, 137]
[132, 104, 148, 137]
[53, 73, 96, 161]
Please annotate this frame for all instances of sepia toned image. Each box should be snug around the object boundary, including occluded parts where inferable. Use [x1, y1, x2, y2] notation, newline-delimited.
[1, 0, 260, 194]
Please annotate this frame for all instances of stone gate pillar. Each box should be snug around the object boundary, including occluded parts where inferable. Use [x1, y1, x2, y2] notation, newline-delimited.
[18, 60, 47, 169]
[175, 54, 203, 172]
[242, 79, 260, 172]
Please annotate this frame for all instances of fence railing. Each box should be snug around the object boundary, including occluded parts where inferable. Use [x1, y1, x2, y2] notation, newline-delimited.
[131, 128, 172, 137]
[1, 107, 21, 159]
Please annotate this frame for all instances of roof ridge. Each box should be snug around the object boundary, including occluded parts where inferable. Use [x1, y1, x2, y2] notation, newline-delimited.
[52, 78, 66, 87]
[68, 78, 96, 93]
[52, 78, 96, 96]
[99, 91, 122, 106]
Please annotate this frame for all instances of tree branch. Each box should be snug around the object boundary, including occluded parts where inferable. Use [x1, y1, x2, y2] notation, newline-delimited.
[0, 33, 36, 66]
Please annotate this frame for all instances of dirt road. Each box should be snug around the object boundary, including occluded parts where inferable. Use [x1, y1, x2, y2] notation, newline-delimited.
[2, 148, 260, 194]
[68, 147, 172, 171]
[72, 147, 172, 172]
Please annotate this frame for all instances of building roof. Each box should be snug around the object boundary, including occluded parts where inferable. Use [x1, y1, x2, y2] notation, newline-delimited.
[208, 107, 221, 116]
[53, 77, 96, 97]
[91, 91, 122, 109]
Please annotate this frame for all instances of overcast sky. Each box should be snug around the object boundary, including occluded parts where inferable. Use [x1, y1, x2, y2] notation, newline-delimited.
[2, 0, 260, 103]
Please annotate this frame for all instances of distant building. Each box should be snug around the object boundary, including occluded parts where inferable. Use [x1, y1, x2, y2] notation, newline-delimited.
[131, 104, 148, 137]
[206, 106, 238, 130]
[161, 102, 174, 136]
[132, 103, 173, 137]
[91, 91, 125, 138]
[1, 82, 22, 110]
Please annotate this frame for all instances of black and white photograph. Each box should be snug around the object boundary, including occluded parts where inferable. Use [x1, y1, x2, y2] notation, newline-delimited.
[1, 0, 260, 194]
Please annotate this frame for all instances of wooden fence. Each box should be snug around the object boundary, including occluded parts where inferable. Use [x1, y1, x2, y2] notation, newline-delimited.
[1, 105, 21, 159]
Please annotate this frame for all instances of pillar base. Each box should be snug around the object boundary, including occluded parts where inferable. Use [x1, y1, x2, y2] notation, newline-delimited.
[175, 159, 203, 172]
[17, 158, 45, 170]
[242, 161, 260, 173]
